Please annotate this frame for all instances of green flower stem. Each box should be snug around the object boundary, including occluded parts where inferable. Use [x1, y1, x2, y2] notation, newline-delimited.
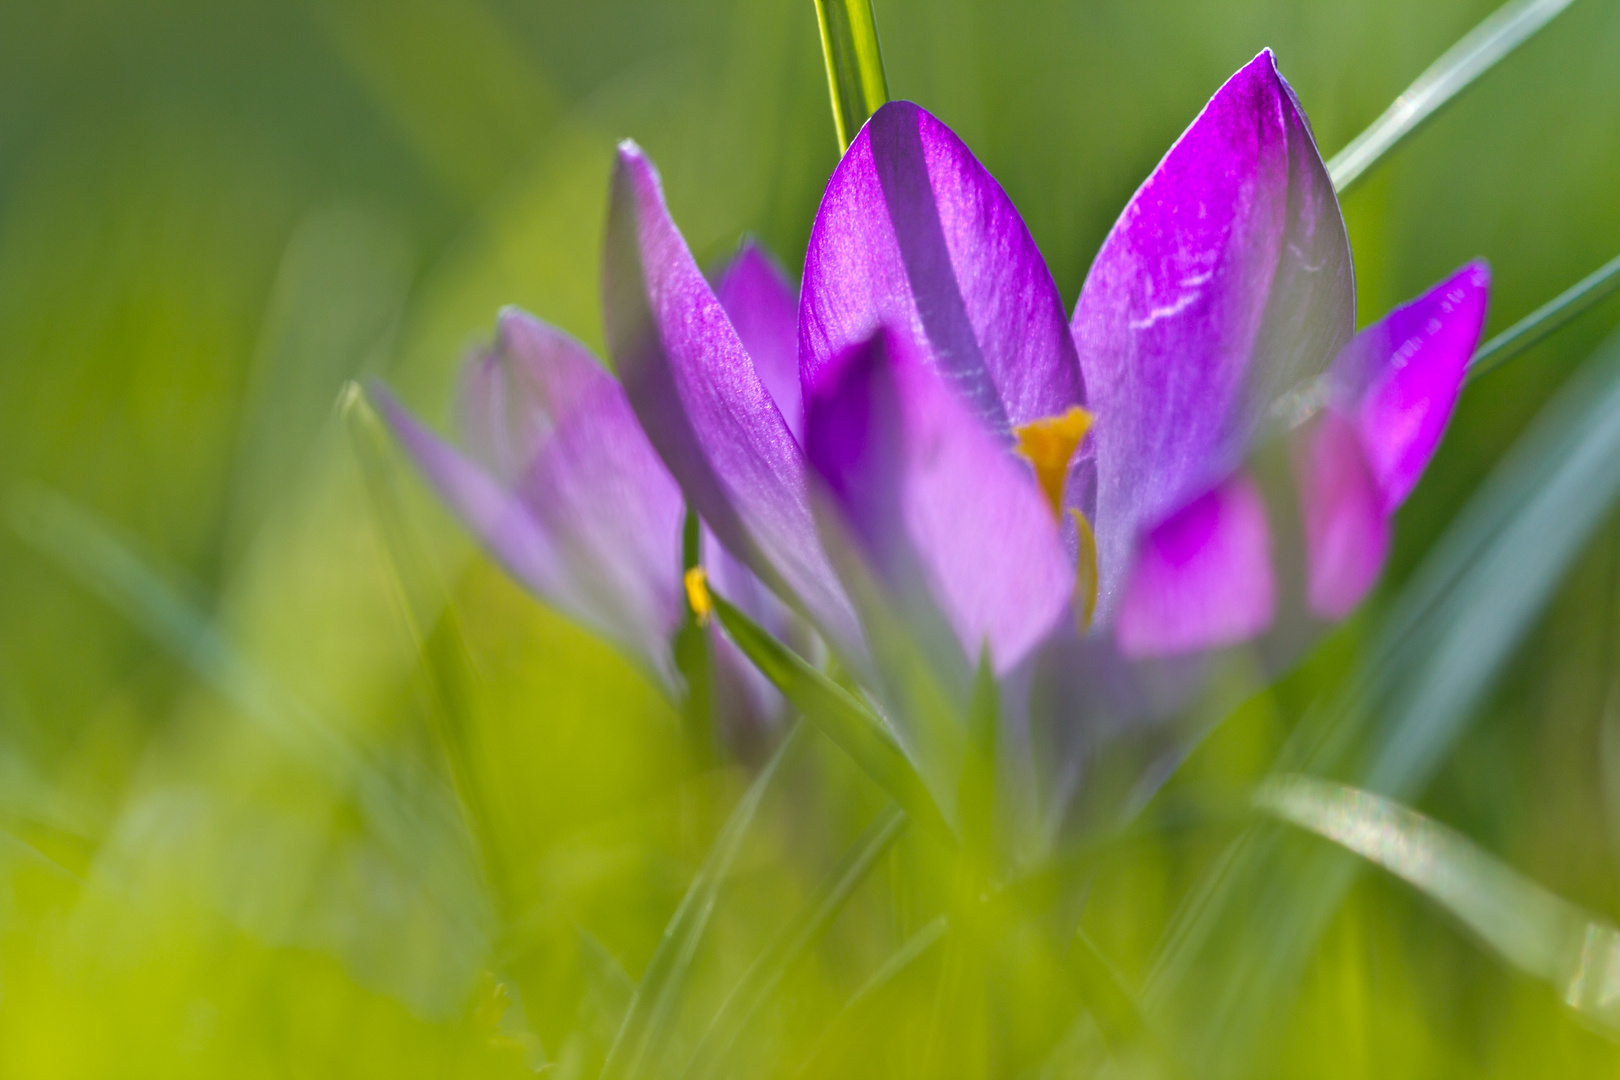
[815, 0, 890, 152]
[1468, 251, 1620, 382]
[1328, 0, 1579, 195]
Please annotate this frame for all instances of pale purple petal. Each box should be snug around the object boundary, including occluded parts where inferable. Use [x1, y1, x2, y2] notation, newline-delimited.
[1114, 473, 1275, 658]
[800, 101, 1082, 437]
[804, 330, 1071, 673]
[375, 384, 589, 630]
[715, 241, 803, 441]
[458, 309, 614, 485]
[377, 377, 684, 684]
[1074, 50, 1353, 621]
[1296, 410, 1389, 619]
[1330, 261, 1490, 510]
[516, 378, 687, 668]
[603, 142, 861, 653]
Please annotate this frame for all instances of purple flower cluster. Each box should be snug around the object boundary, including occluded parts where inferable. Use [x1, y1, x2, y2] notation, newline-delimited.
[381, 51, 1488, 756]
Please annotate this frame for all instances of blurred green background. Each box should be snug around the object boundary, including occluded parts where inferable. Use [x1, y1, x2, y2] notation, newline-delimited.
[1, 0, 1619, 1076]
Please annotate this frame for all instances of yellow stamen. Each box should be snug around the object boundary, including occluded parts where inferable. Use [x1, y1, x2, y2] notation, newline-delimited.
[1014, 406, 1094, 518]
[684, 566, 713, 627]
[1070, 510, 1099, 631]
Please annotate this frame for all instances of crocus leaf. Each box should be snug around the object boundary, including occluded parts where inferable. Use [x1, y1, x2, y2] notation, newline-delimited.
[795, 916, 948, 1075]
[343, 382, 510, 900]
[813, 0, 890, 152]
[10, 486, 367, 795]
[1258, 774, 1620, 1035]
[957, 649, 999, 864]
[601, 718, 808, 1080]
[1065, 927, 1158, 1056]
[678, 804, 909, 1080]
[1469, 250, 1620, 382]
[1328, 0, 1580, 193]
[5, 484, 483, 924]
[574, 926, 637, 1036]
[709, 591, 954, 846]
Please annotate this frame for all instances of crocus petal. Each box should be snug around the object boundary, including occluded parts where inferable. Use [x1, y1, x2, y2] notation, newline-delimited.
[1331, 261, 1490, 510]
[715, 241, 803, 440]
[1074, 50, 1353, 619]
[459, 309, 615, 485]
[1296, 410, 1389, 619]
[1114, 473, 1275, 658]
[603, 141, 861, 652]
[800, 100, 1083, 436]
[378, 378, 685, 684]
[375, 385, 590, 631]
[516, 378, 687, 669]
[1292, 261, 1489, 617]
[804, 330, 1071, 674]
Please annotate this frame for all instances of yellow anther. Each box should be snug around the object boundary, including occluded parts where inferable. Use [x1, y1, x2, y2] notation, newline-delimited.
[1070, 510, 1099, 631]
[1014, 406, 1094, 518]
[684, 566, 713, 627]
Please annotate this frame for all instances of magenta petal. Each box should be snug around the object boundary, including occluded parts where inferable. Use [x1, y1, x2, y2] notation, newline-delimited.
[805, 331, 1071, 674]
[603, 142, 861, 651]
[1074, 50, 1353, 619]
[800, 101, 1082, 436]
[1333, 261, 1490, 510]
[1297, 410, 1390, 619]
[1114, 473, 1276, 658]
[715, 241, 803, 441]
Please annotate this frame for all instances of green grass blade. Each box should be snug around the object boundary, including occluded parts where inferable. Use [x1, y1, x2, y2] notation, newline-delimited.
[342, 381, 515, 907]
[1468, 251, 1620, 382]
[814, 0, 890, 152]
[575, 926, 639, 1035]
[601, 718, 809, 1080]
[680, 804, 908, 1080]
[1328, 0, 1579, 194]
[795, 916, 948, 1075]
[1149, 327, 1620, 1074]
[8, 486, 354, 778]
[710, 592, 954, 846]
[1065, 928, 1155, 1054]
[5, 485, 487, 929]
[957, 650, 998, 865]
[1259, 775, 1620, 1033]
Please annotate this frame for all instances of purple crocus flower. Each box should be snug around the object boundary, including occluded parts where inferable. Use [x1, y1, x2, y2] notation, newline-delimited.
[375, 242, 805, 740]
[1295, 262, 1490, 618]
[602, 50, 1489, 694]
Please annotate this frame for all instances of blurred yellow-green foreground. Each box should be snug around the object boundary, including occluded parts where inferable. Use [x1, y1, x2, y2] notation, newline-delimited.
[2, 1, 1620, 1076]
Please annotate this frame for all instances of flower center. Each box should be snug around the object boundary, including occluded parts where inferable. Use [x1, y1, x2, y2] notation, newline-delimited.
[1014, 406, 1100, 628]
[1013, 406, 1093, 517]
[684, 566, 713, 626]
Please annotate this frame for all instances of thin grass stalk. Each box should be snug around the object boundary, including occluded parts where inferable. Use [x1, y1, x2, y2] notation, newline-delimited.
[1468, 251, 1620, 382]
[814, 0, 890, 152]
[1328, 0, 1579, 194]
